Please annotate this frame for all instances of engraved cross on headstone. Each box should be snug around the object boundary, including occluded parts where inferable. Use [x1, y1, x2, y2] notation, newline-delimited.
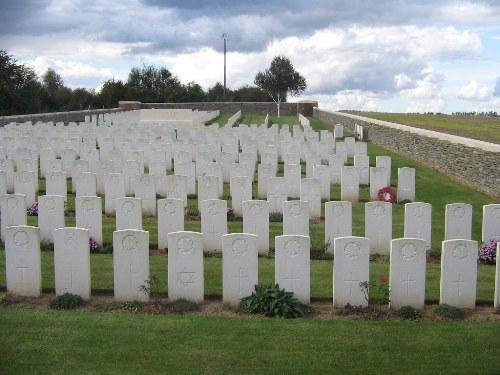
[452, 273, 467, 297]
[233, 267, 248, 295]
[344, 272, 359, 298]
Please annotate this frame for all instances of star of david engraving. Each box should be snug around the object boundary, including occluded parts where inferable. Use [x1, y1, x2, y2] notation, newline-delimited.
[176, 266, 195, 288]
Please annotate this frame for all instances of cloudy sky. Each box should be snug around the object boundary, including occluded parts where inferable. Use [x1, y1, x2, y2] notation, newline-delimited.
[1, 0, 500, 113]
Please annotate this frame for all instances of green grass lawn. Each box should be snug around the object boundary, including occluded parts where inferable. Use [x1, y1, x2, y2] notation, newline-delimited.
[1, 308, 499, 374]
[1, 114, 499, 374]
[343, 111, 500, 144]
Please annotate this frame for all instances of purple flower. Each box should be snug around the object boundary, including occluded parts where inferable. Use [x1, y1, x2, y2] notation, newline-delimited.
[478, 240, 497, 265]
[27, 202, 38, 216]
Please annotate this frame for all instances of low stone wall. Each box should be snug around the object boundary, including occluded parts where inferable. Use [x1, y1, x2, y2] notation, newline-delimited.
[0, 108, 122, 126]
[314, 108, 500, 199]
[136, 102, 299, 116]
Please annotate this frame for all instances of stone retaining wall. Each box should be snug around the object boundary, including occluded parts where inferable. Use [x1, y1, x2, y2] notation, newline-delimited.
[0, 108, 122, 126]
[136, 102, 299, 116]
[314, 108, 500, 199]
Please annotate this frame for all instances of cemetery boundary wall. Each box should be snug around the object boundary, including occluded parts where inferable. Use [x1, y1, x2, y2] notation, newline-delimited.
[313, 108, 500, 200]
[0, 108, 122, 126]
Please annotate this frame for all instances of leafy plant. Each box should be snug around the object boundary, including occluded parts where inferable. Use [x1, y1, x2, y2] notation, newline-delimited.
[122, 300, 142, 311]
[435, 304, 465, 320]
[397, 305, 421, 321]
[49, 293, 85, 310]
[240, 283, 305, 319]
[171, 298, 199, 314]
[478, 240, 497, 264]
[227, 207, 236, 221]
[89, 237, 100, 253]
[269, 211, 283, 222]
[40, 240, 54, 252]
[359, 277, 390, 305]
[184, 206, 200, 220]
[139, 275, 162, 305]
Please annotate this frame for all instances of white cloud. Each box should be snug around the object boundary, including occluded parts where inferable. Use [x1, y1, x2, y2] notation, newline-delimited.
[406, 99, 446, 113]
[471, 98, 500, 113]
[456, 80, 492, 101]
[395, 74, 412, 89]
[400, 67, 444, 99]
[311, 91, 379, 112]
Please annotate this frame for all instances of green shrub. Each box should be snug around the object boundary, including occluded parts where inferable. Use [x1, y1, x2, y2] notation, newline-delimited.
[269, 212, 283, 222]
[122, 300, 142, 311]
[435, 304, 465, 320]
[49, 293, 85, 310]
[171, 298, 199, 314]
[240, 283, 305, 319]
[397, 305, 421, 320]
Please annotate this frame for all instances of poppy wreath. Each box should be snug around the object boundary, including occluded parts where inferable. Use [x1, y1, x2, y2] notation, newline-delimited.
[378, 186, 396, 203]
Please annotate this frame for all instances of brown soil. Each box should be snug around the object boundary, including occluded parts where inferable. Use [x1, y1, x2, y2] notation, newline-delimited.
[2, 293, 499, 322]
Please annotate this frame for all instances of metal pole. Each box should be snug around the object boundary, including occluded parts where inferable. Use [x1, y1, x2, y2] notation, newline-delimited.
[222, 33, 227, 100]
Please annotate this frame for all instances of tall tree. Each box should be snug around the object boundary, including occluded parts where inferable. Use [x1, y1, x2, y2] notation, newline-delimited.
[254, 56, 307, 117]
[126, 64, 181, 102]
[0, 50, 42, 115]
[41, 68, 70, 111]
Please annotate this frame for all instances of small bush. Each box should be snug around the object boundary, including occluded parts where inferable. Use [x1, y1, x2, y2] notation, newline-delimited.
[397, 305, 421, 320]
[171, 298, 199, 314]
[269, 212, 283, 222]
[240, 283, 305, 319]
[49, 293, 85, 310]
[27, 202, 38, 216]
[89, 237, 100, 253]
[40, 240, 54, 252]
[122, 300, 142, 311]
[227, 208, 236, 221]
[435, 304, 465, 320]
[184, 206, 200, 220]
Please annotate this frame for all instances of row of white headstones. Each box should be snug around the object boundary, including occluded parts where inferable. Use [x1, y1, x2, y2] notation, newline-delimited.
[1, 192, 499, 256]
[3, 224, 500, 309]
[1, 117, 499, 309]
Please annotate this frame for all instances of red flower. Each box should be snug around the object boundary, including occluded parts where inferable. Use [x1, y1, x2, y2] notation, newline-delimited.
[377, 186, 396, 203]
[380, 277, 388, 283]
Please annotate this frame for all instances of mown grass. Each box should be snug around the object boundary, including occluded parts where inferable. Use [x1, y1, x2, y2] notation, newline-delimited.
[1, 308, 499, 375]
[344, 111, 500, 144]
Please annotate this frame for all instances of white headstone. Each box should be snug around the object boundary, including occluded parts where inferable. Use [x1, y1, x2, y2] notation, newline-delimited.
[257, 163, 277, 199]
[53, 228, 91, 299]
[389, 238, 427, 310]
[341, 166, 359, 203]
[445, 203, 472, 240]
[1, 194, 27, 242]
[115, 197, 143, 231]
[328, 155, 343, 185]
[376, 156, 391, 186]
[333, 236, 370, 308]
[166, 174, 188, 207]
[230, 176, 252, 216]
[222, 233, 259, 305]
[275, 235, 310, 304]
[283, 200, 310, 236]
[38, 195, 65, 243]
[495, 242, 500, 309]
[134, 174, 156, 217]
[46, 172, 67, 201]
[404, 202, 432, 251]
[104, 173, 125, 215]
[300, 178, 322, 219]
[14, 171, 36, 206]
[175, 161, 196, 195]
[365, 201, 392, 255]
[0, 158, 15, 192]
[113, 229, 150, 302]
[267, 177, 288, 214]
[167, 231, 204, 303]
[334, 124, 343, 138]
[313, 165, 331, 200]
[200, 199, 227, 252]
[325, 201, 352, 253]
[242, 200, 269, 254]
[354, 155, 370, 186]
[482, 204, 500, 242]
[76, 172, 97, 197]
[157, 198, 184, 250]
[397, 167, 416, 202]
[369, 167, 389, 201]
[440, 239, 478, 309]
[198, 175, 219, 210]
[75, 196, 103, 246]
[5, 225, 41, 297]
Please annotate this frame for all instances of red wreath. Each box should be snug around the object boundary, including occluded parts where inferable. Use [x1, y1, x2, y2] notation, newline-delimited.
[378, 186, 396, 203]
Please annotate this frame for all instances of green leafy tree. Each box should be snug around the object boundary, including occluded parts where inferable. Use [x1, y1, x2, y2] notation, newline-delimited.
[234, 85, 272, 102]
[254, 56, 307, 117]
[41, 68, 71, 111]
[207, 82, 232, 102]
[98, 79, 128, 108]
[177, 81, 206, 102]
[0, 50, 42, 115]
[126, 64, 181, 102]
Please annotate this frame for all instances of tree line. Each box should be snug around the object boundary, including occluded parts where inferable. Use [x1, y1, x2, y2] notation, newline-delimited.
[0, 50, 274, 117]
